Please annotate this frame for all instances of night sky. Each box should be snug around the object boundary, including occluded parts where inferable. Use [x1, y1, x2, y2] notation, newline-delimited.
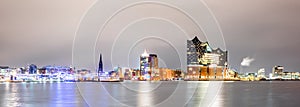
[1, 0, 300, 74]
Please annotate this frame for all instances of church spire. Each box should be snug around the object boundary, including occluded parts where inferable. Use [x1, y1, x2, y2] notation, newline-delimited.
[98, 54, 103, 73]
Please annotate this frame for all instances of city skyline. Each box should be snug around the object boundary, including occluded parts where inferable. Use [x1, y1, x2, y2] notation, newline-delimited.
[1, 0, 300, 74]
[1, 1, 300, 107]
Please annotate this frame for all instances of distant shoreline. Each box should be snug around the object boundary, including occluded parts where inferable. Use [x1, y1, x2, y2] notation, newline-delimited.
[2, 79, 300, 84]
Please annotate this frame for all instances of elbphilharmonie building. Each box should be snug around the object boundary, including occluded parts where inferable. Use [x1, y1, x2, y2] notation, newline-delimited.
[186, 36, 228, 80]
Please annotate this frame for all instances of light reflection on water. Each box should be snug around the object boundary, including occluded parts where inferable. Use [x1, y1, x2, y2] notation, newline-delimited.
[0, 82, 88, 107]
[1, 81, 300, 107]
[6, 83, 22, 107]
[137, 82, 154, 106]
[212, 81, 300, 107]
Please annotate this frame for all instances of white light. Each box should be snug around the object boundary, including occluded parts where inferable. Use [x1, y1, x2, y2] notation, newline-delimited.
[141, 49, 149, 57]
[277, 67, 284, 69]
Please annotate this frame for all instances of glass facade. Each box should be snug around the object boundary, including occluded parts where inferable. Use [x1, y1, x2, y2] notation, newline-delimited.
[187, 36, 228, 66]
[187, 36, 228, 80]
[140, 50, 158, 80]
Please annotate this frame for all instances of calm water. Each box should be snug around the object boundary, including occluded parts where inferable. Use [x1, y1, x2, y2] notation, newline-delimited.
[1, 81, 300, 107]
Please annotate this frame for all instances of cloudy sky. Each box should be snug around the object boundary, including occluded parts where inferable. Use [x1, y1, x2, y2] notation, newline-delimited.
[0, 0, 300, 73]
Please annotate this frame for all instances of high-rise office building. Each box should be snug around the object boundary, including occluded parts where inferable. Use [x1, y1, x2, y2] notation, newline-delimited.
[140, 50, 158, 80]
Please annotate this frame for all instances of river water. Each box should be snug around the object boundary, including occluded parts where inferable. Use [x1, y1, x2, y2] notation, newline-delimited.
[1, 81, 299, 107]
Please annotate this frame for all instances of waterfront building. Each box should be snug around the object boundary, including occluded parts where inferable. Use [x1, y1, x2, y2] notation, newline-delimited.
[187, 65, 201, 80]
[187, 36, 227, 66]
[113, 66, 122, 78]
[140, 50, 158, 80]
[0, 66, 9, 77]
[242, 72, 258, 81]
[38, 68, 46, 74]
[97, 54, 112, 81]
[42, 65, 73, 74]
[77, 69, 92, 81]
[186, 36, 228, 80]
[108, 71, 119, 80]
[98, 54, 104, 76]
[159, 68, 174, 81]
[29, 64, 37, 74]
[272, 66, 284, 78]
[117, 67, 133, 80]
[110, 67, 140, 80]
[0, 66, 9, 70]
[257, 68, 266, 79]
[123, 68, 132, 80]
[174, 69, 183, 79]
[157, 68, 183, 81]
[282, 72, 299, 80]
[228, 69, 238, 78]
[132, 69, 140, 80]
[0, 67, 26, 81]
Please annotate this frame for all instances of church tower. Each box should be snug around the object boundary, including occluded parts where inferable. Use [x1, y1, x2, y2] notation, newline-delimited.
[98, 54, 103, 74]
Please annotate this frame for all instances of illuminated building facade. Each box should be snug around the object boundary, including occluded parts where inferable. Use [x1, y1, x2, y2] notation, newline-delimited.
[159, 68, 174, 80]
[123, 68, 132, 80]
[140, 50, 158, 80]
[132, 69, 140, 79]
[29, 64, 37, 74]
[187, 36, 228, 80]
[115, 67, 133, 80]
[42, 65, 73, 74]
[272, 65, 284, 78]
[187, 36, 227, 66]
[257, 68, 266, 79]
